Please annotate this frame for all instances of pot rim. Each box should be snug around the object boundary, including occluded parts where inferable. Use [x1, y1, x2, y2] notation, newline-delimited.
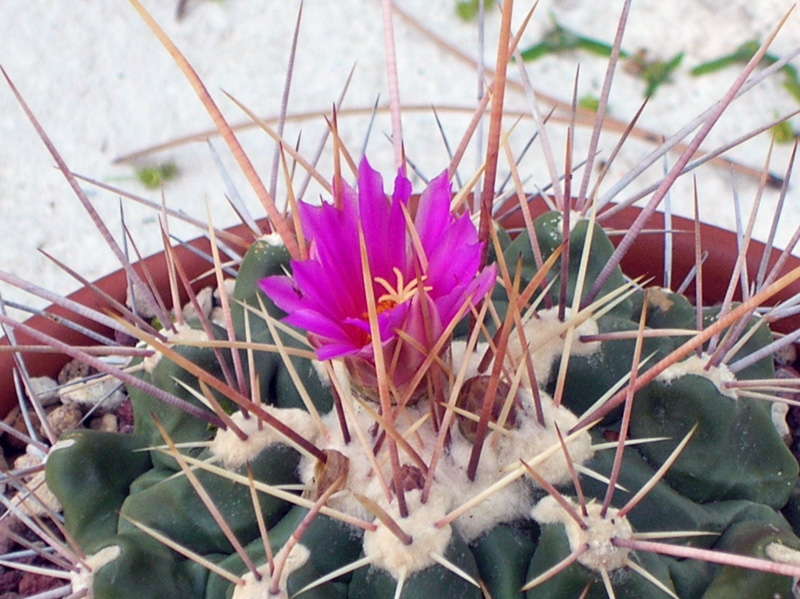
[1, 200, 798, 419]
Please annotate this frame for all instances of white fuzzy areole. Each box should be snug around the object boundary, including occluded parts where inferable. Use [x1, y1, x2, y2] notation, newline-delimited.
[296, 382, 594, 544]
[297, 404, 387, 522]
[439, 388, 594, 542]
[49, 438, 77, 455]
[232, 544, 310, 599]
[310, 359, 331, 388]
[448, 340, 483, 380]
[297, 337, 595, 548]
[262, 232, 286, 247]
[507, 307, 600, 390]
[495, 388, 594, 486]
[532, 496, 633, 572]
[361, 490, 452, 577]
[70, 545, 122, 598]
[142, 323, 211, 374]
[289, 328, 596, 574]
[773, 402, 791, 440]
[210, 408, 319, 470]
[766, 542, 800, 567]
[545, 210, 585, 234]
[452, 307, 601, 393]
[657, 353, 737, 399]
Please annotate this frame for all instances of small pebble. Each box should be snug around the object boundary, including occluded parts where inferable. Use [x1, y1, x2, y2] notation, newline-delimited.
[44, 404, 83, 439]
[12, 452, 61, 517]
[116, 399, 135, 434]
[0, 446, 7, 495]
[126, 280, 159, 320]
[26, 376, 60, 407]
[0, 568, 23, 598]
[7, 409, 40, 451]
[57, 359, 95, 385]
[0, 515, 26, 554]
[775, 342, 798, 367]
[59, 377, 126, 411]
[17, 472, 61, 516]
[89, 413, 118, 433]
[19, 571, 63, 596]
[773, 402, 791, 442]
[13, 451, 40, 471]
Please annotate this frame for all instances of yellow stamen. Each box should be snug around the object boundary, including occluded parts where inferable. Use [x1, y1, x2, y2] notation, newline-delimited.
[373, 267, 432, 313]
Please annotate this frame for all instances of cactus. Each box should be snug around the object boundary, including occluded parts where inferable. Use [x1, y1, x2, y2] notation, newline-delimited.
[4, 2, 800, 599]
[38, 189, 800, 599]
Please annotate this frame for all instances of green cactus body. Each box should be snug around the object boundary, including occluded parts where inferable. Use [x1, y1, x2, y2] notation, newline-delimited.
[700, 517, 800, 599]
[128, 335, 233, 471]
[44, 211, 800, 599]
[204, 505, 364, 599]
[81, 532, 207, 599]
[701, 306, 777, 381]
[548, 313, 673, 419]
[505, 211, 633, 318]
[46, 430, 152, 552]
[630, 287, 697, 338]
[232, 237, 335, 414]
[631, 372, 798, 506]
[118, 443, 300, 554]
[470, 521, 539, 599]
[526, 518, 678, 599]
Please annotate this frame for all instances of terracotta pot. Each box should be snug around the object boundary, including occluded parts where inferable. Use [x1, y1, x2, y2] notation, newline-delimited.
[497, 198, 800, 332]
[1, 201, 799, 420]
[0, 222, 254, 420]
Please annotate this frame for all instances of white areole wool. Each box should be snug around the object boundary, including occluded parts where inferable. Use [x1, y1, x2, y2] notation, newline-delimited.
[532, 495, 634, 573]
[204, 304, 599, 582]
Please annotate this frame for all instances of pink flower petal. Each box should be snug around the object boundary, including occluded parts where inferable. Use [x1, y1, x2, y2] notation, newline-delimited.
[434, 264, 498, 325]
[426, 216, 483, 297]
[258, 158, 496, 375]
[285, 309, 352, 345]
[414, 170, 452, 252]
[259, 276, 303, 315]
[357, 159, 408, 285]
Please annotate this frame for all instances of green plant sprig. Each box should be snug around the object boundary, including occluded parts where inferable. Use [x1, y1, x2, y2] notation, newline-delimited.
[627, 50, 685, 98]
[454, 0, 496, 22]
[518, 14, 631, 63]
[692, 39, 800, 103]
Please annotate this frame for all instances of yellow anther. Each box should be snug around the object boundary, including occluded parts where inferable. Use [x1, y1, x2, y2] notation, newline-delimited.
[374, 267, 432, 310]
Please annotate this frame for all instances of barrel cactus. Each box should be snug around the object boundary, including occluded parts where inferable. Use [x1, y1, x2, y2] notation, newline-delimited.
[39, 155, 800, 598]
[5, 1, 800, 599]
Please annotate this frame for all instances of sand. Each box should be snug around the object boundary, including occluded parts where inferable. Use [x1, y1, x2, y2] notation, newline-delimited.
[1, 0, 798, 312]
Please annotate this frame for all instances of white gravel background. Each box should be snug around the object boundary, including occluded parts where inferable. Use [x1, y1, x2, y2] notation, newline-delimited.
[1, 0, 799, 313]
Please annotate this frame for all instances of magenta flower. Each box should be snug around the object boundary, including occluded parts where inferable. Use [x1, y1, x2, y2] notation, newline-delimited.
[259, 158, 496, 396]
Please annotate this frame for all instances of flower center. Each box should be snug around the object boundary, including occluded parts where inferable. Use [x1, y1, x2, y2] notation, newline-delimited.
[373, 267, 432, 314]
